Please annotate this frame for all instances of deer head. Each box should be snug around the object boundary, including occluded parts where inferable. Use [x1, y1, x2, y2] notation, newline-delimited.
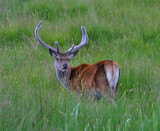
[35, 21, 88, 89]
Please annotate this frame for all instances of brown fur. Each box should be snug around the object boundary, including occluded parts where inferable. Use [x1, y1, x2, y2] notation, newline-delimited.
[68, 60, 120, 96]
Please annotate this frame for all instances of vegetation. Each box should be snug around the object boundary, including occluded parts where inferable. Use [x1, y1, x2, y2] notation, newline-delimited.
[0, 0, 160, 130]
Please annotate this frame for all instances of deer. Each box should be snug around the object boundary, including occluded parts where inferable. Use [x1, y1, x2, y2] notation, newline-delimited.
[35, 21, 120, 99]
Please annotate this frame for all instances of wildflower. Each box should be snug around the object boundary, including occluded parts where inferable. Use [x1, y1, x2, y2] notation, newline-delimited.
[129, 89, 134, 92]
[61, 88, 64, 91]
[33, 73, 36, 77]
[136, 108, 138, 111]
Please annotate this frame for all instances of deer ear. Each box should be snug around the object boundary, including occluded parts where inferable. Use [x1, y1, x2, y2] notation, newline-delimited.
[49, 48, 57, 57]
[69, 50, 79, 58]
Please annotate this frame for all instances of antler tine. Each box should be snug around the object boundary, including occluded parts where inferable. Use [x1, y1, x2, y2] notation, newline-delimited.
[65, 44, 75, 54]
[69, 44, 75, 52]
[67, 26, 88, 52]
[35, 21, 57, 52]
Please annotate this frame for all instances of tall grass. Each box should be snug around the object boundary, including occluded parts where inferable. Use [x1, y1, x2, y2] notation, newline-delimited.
[0, 0, 160, 130]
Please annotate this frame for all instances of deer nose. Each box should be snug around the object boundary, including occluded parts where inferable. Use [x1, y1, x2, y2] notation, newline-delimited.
[63, 63, 68, 69]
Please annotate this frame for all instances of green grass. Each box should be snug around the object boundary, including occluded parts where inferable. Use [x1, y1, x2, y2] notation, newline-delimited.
[0, 0, 160, 130]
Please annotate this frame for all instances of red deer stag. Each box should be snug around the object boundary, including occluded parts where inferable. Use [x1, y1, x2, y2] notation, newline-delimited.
[35, 21, 120, 99]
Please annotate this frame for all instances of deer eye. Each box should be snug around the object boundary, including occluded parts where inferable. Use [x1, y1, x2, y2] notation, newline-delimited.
[56, 58, 59, 60]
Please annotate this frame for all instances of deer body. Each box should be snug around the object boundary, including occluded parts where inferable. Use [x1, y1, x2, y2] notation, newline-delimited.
[68, 60, 120, 95]
[35, 21, 120, 98]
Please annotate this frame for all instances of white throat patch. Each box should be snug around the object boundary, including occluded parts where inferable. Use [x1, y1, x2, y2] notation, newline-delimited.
[56, 69, 69, 87]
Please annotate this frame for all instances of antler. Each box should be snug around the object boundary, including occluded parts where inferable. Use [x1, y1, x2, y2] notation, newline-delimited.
[67, 26, 88, 53]
[65, 44, 75, 54]
[35, 21, 88, 53]
[35, 21, 58, 52]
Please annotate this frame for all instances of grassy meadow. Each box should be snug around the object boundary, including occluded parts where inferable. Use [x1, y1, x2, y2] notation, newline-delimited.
[0, 0, 160, 130]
